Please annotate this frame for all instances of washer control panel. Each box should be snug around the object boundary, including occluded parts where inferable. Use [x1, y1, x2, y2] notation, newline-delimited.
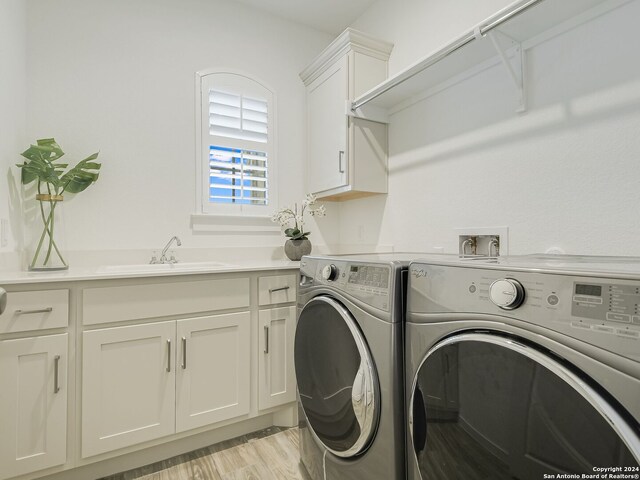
[572, 283, 639, 326]
[408, 263, 640, 362]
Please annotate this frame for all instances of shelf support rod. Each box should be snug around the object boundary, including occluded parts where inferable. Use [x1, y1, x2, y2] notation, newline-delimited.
[346, 100, 389, 124]
[487, 31, 526, 113]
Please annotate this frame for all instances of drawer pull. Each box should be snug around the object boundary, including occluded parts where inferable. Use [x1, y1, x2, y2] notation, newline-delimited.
[54, 355, 61, 394]
[166, 339, 171, 372]
[15, 307, 53, 315]
[0, 288, 6, 315]
[269, 286, 290, 294]
[182, 337, 187, 369]
[264, 326, 270, 354]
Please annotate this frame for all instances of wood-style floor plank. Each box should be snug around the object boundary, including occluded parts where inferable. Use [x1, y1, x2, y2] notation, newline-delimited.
[100, 427, 302, 480]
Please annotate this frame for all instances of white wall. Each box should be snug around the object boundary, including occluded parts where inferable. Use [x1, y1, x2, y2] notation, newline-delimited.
[0, 0, 27, 262]
[341, 0, 640, 256]
[24, 0, 336, 256]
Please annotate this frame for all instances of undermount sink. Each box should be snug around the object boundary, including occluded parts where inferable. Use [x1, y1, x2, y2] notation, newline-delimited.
[97, 261, 234, 274]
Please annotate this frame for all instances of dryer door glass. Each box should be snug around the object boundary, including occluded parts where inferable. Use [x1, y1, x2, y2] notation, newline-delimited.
[410, 333, 639, 480]
[295, 296, 379, 458]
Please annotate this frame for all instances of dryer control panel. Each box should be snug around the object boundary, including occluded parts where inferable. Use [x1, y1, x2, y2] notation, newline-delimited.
[301, 259, 392, 312]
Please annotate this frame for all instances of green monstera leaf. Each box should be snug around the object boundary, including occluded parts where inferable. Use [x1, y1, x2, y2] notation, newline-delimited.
[17, 138, 100, 195]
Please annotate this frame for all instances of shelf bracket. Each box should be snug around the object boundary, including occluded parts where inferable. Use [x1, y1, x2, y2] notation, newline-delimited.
[346, 101, 389, 125]
[487, 31, 526, 113]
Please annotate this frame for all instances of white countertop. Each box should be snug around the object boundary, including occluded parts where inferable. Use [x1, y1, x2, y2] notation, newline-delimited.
[0, 259, 300, 285]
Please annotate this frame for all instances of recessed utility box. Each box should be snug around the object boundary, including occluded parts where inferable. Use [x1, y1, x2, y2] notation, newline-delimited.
[456, 227, 509, 257]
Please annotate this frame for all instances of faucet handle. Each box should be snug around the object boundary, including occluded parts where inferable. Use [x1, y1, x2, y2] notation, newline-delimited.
[149, 250, 160, 264]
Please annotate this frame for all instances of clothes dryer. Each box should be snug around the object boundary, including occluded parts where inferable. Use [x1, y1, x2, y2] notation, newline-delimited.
[406, 255, 640, 479]
[295, 253, 426, 480]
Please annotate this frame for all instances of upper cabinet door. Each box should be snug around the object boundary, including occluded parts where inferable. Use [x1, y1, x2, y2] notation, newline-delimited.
[307, 55, 349, 195]
[82, 321, 176, 458]
[176, 312, 251, 433]
[258, 306, 297, 410]
[301, 29, 392, 201]
[0, 334, 68, 480]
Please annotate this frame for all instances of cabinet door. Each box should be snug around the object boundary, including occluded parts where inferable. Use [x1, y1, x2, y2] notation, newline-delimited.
[176, 312, 250, 432]
[82, 322, 176, 457]
[258, 306, 297, 410]
[0, 334, 67, 480]
[307, 55, 348, 194]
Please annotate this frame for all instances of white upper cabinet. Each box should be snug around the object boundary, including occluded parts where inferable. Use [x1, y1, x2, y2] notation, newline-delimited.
[301, 29, 393, 201]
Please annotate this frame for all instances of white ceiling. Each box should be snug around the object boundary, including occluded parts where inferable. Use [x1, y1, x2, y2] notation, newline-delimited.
[229, 0, 377, 34]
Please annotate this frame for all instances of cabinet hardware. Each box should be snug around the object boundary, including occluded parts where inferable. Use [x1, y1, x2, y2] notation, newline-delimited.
[338, 150, 345, 173]
[182, 337, 187, 369]
[0, 288, 6, 315]
[15, 307, 53, 315]
[269, 286, 290, 293]
[264, 326, 270, 354]
[54, 355, 61, 394]
[166, 339, 171, 372]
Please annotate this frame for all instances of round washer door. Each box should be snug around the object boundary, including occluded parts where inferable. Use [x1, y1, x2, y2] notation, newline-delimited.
[410, 332, 640, 480]
[295, 296, 379, 458]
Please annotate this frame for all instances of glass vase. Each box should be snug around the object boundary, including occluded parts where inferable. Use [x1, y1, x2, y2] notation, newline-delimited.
[28, 193, 68, 271]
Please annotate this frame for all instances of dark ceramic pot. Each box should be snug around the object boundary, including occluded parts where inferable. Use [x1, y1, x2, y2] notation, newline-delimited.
[284, 238, 312, 261]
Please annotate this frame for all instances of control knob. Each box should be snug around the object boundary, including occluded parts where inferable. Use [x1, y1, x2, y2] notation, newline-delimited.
[321, 264, 338, 281]
[489, 278, 525, 310]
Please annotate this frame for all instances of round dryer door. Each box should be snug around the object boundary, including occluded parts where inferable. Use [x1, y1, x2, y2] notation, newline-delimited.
[409, 333, 640, 480]
[295, 296, 379, 458]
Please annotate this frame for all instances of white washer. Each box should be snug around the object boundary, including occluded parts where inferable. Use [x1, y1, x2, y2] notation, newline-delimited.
[406, 254, 640, 479]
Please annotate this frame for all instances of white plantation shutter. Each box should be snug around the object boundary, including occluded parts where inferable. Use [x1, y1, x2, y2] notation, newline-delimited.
[209, 90, 268, 144]
[208, 146, 268, 205]
[197, 72, 276, 214]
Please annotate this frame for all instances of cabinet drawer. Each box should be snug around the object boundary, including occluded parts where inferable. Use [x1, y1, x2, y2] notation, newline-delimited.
[258, 274, 297, 306]
[83, 278, 249, 325]
[0, 289, 68, 333]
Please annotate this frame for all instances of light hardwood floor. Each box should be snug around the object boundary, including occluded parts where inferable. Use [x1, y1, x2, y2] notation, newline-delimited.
[101, 427, 305, 480]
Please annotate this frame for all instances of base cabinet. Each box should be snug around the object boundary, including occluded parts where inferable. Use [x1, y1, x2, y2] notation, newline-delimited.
[258, 306, 296, 410]
[82, 322, 176, 458]
[0, 334, 68, 480]
[176, 313, 250, 432]
[82, 313, 252, 457]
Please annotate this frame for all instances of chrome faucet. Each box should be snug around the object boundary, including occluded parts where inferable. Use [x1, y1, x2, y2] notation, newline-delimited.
[150, 236, 182, 264]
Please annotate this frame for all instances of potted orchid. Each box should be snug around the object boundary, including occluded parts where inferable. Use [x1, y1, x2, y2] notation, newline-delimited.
[272, 194, 326, 260]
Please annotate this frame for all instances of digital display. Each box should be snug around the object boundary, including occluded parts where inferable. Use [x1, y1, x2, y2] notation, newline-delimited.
[575, 284, 602, 297]
[350, 266, 359, 272]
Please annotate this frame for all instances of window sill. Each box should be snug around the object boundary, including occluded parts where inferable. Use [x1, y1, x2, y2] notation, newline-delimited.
[190, 213, 281, 234]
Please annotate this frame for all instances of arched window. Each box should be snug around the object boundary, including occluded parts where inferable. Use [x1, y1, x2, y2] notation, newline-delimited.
[196, 71, 276, 215]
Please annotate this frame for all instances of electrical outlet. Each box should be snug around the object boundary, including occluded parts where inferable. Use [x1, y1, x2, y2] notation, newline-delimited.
[0, 219, 8, 248]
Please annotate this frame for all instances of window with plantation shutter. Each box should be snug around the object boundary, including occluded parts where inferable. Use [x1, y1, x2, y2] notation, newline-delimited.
[196, 71, 276, 215]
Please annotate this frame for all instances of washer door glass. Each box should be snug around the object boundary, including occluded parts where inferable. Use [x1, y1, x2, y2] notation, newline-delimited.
[410, 333, 640, 479]
[295, 296, 379, 458]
